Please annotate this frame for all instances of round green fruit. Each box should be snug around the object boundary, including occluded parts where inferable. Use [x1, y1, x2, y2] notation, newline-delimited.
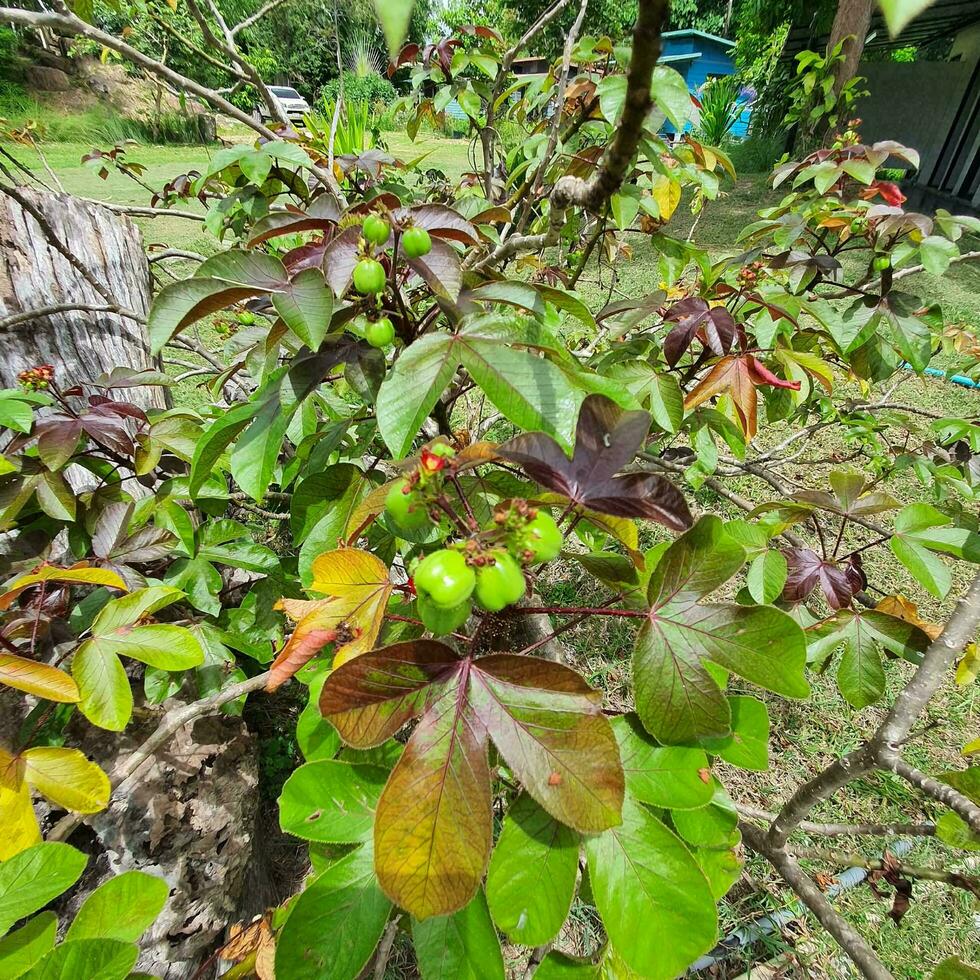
[401, 226, 432, 259]
[353, 258, 386, 295]
[362, 214, 390, 246]
[849, 218, 867, 234]
[414, 549, 475, 608]
[873, 255, 891, 273]
[417, 593, 471, 636]
[522, 512, 562, 563]
[474, 552, 526, 612]
[385, 478, 428, 530]
[366, 316, 395, 348]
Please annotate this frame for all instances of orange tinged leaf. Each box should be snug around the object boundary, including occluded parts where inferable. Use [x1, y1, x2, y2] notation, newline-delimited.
[0, 654, 80, 702]
[0, 562, 127, 610]
[269, 549, 393, 689]
[875, 594, 942, 640]
[684, 355, 800, 440]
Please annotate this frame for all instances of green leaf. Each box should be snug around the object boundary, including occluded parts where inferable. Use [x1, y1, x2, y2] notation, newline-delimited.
[296, 673, 341, 762]
[279, 761, 387, 843]
[468, 282, 596, 328]
[485, 794, 578, 946]
[376, 333, 457, 458]
[701, 696, 769, 771]
[412, 889, 504, 980]
[672, 782, 739, 848]
[66, 871, 168, 943]
[890, 535, 951, 598]
[84, 626, 204, 671]
[650, 66, 692, 129]
[0, 912, 56, 978]
[0, 843, 86, 936]
[534, 952, 599, 979]
[840, 158, 875, 184]
[807, 609, 930, 708]
[935, 811, 980, 850]
[91, 586, 184, 635]
[231, 392, 296, 502]
[747, 550, 787, 605]
[35, 472, 74, 522]
[291, 464, 360, 542]
[878, 0, 935, 36]
[932, 959, 980, 980]
[71, 641, 132, 731]
[633, 516, 808, 743]
[694, 840, 742, 899]
[272, 268, 334, 351]
[585, 797, 716, 979]
[0, 398, 33, 434]
[611, 714, 713, 810]
[457, 339, 578, 448]
[375, 0, 414, 57]
[646, 371, 683, 433]
[188, 401, 258, 497]
[919, 235, 958, 276]
[275, 845, 392, 980]
[597, 74, 626, 124]
[19, 939, 136, 980]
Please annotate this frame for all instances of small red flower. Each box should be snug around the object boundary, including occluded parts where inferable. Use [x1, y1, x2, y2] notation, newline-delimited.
[420, 447, 447, 473]
[860, 181, 906, 206]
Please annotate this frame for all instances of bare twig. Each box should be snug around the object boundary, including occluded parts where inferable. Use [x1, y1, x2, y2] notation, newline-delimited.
[882, 757, 980, 836]
[0, 303, 146, 332]
[47, 671, 271, 844]
[787, 843, 980, 898]
[736, 805, 935, 840]
[741, 822, 893, 980]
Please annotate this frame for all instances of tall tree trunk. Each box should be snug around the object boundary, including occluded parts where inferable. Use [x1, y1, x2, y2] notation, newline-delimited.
[828, 0, 874, 97]
[0, 188, 166, 410]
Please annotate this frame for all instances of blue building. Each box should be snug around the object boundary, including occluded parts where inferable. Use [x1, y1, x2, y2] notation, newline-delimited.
[659, 29, 751, 138]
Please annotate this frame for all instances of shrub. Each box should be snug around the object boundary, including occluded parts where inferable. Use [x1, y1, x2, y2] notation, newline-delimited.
[318, 70, 396, 106]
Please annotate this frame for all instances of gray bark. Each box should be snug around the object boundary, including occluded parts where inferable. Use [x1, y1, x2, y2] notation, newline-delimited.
[0, 187, 166, 410]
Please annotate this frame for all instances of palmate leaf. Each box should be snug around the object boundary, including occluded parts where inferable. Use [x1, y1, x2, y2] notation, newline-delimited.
[807, 609, 932, 708]
[501, 393, 692, 530]
[782, 548, 866, 610]
[320, 641, 624, 919]
[0, 842, 87, 936]
[376, 317, 581, 459]
[684, 355, 801, 440]
[269, 548, 393, 689]
[0, 655, 79, 703]
[412, 889, 505, 980]
[485, 794, 578, 946]
[65, 871, 168, 943]
[632, 516, 809, 744]
[585, 796, 717, 979]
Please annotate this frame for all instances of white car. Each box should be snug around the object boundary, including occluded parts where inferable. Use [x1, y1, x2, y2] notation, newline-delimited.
[262, 86, 310, 122]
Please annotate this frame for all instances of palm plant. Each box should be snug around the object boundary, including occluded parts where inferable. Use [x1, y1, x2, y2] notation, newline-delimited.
[692, 74, 755, 147]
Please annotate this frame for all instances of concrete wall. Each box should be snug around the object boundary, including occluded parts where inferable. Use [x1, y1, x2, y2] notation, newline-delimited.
[857, 58, 977, 183]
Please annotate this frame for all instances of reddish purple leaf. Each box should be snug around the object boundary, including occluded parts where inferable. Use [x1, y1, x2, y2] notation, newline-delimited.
[500, 394, 692, 530]
[782, 548, 865, 610]
[663, 298, 736, 367]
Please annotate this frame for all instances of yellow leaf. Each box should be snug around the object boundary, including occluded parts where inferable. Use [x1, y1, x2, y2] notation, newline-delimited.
[23, 747, 110, 813]
[875, 594, 942, 639]
[271, 548, 394, 685]
[0, 563, 127, 610]
[956, 643, 980, 687]
[0, 654, 80, 702]
[343, 481, 392, 542]
[963, 737, 980, 757]
[651, 175, 681, 222]
[0, 779, 40, 860]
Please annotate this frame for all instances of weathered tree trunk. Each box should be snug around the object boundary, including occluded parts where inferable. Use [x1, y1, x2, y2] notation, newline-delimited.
[828, 0, 874, 98]
[0, 187, 166, 410]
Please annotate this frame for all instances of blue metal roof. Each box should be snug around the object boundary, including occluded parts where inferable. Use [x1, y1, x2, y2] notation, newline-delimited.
[661, 29, 735, 48]
[660, 52, 703, 63]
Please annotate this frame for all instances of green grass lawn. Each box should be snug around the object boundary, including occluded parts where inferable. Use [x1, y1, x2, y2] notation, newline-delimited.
[8, 130, 980, 978]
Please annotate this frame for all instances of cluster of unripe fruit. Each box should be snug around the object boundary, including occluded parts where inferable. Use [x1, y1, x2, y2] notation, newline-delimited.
[350, 212, 433, 349]
[383, 444, 564, 635]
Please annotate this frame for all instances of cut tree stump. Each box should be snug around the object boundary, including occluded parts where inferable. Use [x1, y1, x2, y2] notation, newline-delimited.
[0, 186, 167, 409]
